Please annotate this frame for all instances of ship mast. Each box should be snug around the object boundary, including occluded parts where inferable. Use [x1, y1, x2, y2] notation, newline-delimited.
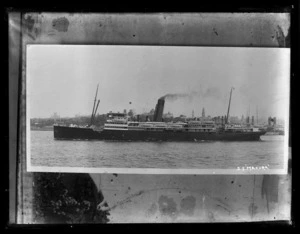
[226, 87, 234, 124]
[91, 99, 100, 124]
[90, 84, 99, 126]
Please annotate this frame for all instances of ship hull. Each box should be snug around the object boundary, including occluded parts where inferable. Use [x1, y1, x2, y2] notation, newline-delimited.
[53, 126, 101, 140]
[54, 125, 265, 141]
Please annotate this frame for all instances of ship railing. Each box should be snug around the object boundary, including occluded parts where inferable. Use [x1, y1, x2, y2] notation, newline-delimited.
[104, 124, 128, 129]
[106, 120, 128, 124]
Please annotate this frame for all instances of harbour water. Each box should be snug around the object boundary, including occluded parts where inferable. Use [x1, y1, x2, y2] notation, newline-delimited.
[30, 130, 285, 170]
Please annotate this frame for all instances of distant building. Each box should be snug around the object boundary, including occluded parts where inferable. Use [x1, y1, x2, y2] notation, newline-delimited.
[202, 108, 205, 118]
[51, 112, 60, 119]
[163, 111, 173, 119]
[128, 109, 135, 117]
[149, 109, 155, 115]
[268, 116, 277, 126]
[173, 115, 187, 122]
[246, 116, 250, 124]
[51, 112, 60, 123]
[229, 116, 239, 124]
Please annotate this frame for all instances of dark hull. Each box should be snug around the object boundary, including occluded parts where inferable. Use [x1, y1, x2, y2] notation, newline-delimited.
[54, 125, 266, 141]
[53, 126, 101, 140]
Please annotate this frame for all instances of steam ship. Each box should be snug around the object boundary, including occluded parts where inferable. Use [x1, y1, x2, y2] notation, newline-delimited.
[53, 87, 266, 141]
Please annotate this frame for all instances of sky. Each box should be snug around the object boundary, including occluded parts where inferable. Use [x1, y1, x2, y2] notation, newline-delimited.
[27, 45, 290, 121]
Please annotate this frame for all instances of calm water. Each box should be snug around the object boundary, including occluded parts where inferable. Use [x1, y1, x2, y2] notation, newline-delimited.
[30, 131, 285, 169]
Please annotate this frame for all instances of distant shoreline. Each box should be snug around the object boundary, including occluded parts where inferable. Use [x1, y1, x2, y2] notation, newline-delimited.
[31, 127, 53, 131]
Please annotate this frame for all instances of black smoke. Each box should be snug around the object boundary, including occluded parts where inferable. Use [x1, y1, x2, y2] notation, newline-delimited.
[159, 87, 221, 101]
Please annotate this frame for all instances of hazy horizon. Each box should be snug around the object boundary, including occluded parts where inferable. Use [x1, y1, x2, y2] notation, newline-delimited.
[27, 45, 290, 121]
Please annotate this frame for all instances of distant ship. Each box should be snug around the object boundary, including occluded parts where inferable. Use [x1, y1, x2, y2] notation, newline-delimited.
[54, 87, 266, 141]
[265, 128, 284, 136]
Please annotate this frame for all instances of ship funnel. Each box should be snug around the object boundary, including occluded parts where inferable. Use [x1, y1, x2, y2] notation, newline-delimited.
[153, 98, 165, 122]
